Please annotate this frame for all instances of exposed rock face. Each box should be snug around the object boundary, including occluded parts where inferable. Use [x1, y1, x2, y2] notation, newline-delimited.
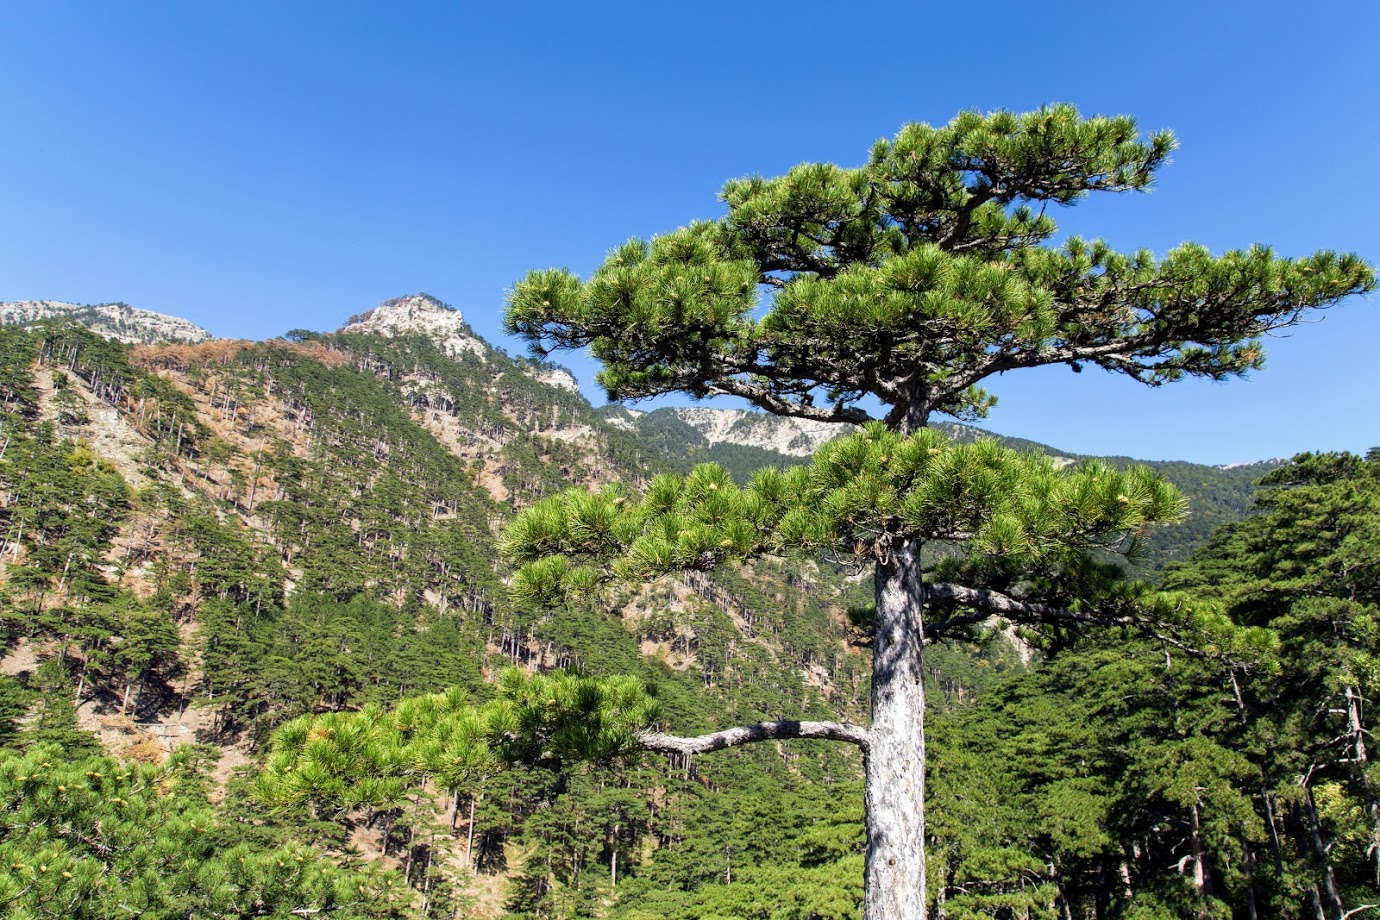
[0, 300, 213, 344]
[340, 293, 488, 359]
[672, 407, 851, 457]
[600, 406, 644, 432]
[528, 364, 581, 395]
[662, 408, 1086, 467]
[341, 293, 586, 394]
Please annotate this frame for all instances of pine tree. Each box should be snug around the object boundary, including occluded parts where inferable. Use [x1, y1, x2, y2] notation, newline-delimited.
[23, 657, 101, 757]
[1165, 451, 1380, 917]
[502, 105, 1375, 918]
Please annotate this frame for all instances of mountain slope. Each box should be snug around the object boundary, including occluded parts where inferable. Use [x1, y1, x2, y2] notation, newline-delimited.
[0, 295, 1285, 918]
[0, 310, 883, 916]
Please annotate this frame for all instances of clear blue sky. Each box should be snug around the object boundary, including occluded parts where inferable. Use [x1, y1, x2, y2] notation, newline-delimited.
[2, 1, 1376, 464]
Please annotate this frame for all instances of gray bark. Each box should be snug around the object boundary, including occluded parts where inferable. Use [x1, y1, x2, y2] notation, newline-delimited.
[865, 539, 928, 920]
[640, 719, 870, 755]
[1242, 840, 1260, 920]
[636, 539, 929, 918]
[1304, 785, 1345, 919]
[1189, 802, 1214, 917]
[466, 794, 477, 873]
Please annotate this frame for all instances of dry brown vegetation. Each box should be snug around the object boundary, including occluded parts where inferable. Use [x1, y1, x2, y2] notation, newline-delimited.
[131, 338, 351, 371]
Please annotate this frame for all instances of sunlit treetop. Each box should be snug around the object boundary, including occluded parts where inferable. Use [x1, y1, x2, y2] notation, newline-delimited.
[506, 105, 1374, 430]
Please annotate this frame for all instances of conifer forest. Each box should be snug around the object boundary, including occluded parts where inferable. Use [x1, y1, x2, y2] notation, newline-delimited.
[0, 107, 1376, 920]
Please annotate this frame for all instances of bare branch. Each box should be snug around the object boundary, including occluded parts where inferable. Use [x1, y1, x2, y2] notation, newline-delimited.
[640, 719, 871, 755]
[925, 582, 1072, 621]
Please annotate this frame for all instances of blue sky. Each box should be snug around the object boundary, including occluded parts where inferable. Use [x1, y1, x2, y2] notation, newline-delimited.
[2, 1, 1376, 464]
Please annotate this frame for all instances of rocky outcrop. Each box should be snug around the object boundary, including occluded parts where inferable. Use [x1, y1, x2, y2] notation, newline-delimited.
[671, 407, 851, 457]
[0, 300, 213, 344]
[527, 364, 581, 395]
[341, 293, 489, 359]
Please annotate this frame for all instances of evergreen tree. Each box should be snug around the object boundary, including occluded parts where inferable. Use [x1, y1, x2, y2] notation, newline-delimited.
[22, 657, 101, 757]
[1165, 451, 1380, 917]
[502, 105, 1375, 918]
[0, 745, 409, 918]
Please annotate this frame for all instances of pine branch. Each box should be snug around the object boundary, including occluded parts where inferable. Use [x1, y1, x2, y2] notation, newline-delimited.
[639, 719, 871, 755]
[922, 581, 1208, 657]
[702, 375, 875, 426]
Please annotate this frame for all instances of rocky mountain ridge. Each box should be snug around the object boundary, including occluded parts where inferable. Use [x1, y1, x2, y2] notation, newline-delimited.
[340, 292, 488, 359]
[669, 406, 848, 457]
[340, 292, 581, 394]
[0, 299, 213, 344]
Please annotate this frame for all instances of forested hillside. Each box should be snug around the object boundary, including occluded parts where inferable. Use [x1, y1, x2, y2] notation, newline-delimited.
[630, 407, 1276, 577]
[0, 313, 891, 917]
[0, 305, 1364, 918]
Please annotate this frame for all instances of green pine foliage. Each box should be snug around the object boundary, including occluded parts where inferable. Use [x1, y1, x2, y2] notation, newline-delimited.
[508, 106, 1371, 430]
[900, 449, 1380, 918]
[503, 423, 1189, 639]
[0, 745, 409, 918]
[631, 406, 1282, 579]
[0, 314, 893, 919]
[503, 104, 1373, 918]
[1161, 451, 1380, 916]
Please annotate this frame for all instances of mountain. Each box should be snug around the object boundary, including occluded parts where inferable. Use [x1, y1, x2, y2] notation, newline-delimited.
[0, 305, 883, 916]
[0, 295, 1285, 918]
[339, 292, 489, 359]
[0, 299, 212, 344]
[669, 407, 845, 457]
[340, 292, 582, 394]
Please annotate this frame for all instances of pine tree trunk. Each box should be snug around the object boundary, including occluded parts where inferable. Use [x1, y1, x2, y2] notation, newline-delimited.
[1241, 840, 1260, 920]
[1262, 789, 1286, 880]
[865, 539, 927, 920]
[611, 823, 618, 888]
[1342, 683, 1380, 886]
[1309, 887, 1327, 920]
[1189, 802, 1214, 917]
[1303, 784, 1344, 919]
[466, 794, 478, 873]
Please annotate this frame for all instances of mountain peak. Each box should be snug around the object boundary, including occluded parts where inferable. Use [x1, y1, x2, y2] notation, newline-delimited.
[339, 293, 486, 359]
[343, 292, 455, 326]
[0, 299, 213, 345]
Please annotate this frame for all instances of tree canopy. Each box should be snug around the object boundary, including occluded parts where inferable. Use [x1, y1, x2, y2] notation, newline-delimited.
[507, 105, 1372, 431]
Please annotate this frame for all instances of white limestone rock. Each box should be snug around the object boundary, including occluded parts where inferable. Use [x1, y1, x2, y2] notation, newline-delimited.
[341, 294, 488, 360]
[0, 300, 213, 344]
[672, 407, 851, 457]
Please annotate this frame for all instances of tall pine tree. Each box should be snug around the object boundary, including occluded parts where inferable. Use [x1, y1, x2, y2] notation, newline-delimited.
[502, 105, 1375, 919]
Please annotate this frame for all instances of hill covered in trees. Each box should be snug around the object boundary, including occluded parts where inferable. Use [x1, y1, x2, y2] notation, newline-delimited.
[623, 406, 1277, 576]
[0, 299, 1364, 918]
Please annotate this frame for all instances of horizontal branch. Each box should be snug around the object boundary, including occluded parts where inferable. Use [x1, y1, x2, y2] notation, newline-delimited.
[639, 719, 871, 756]
[925, 582, 1072, 622]
[703, 376, 875, 426]
[922, 581, 1209, 657]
